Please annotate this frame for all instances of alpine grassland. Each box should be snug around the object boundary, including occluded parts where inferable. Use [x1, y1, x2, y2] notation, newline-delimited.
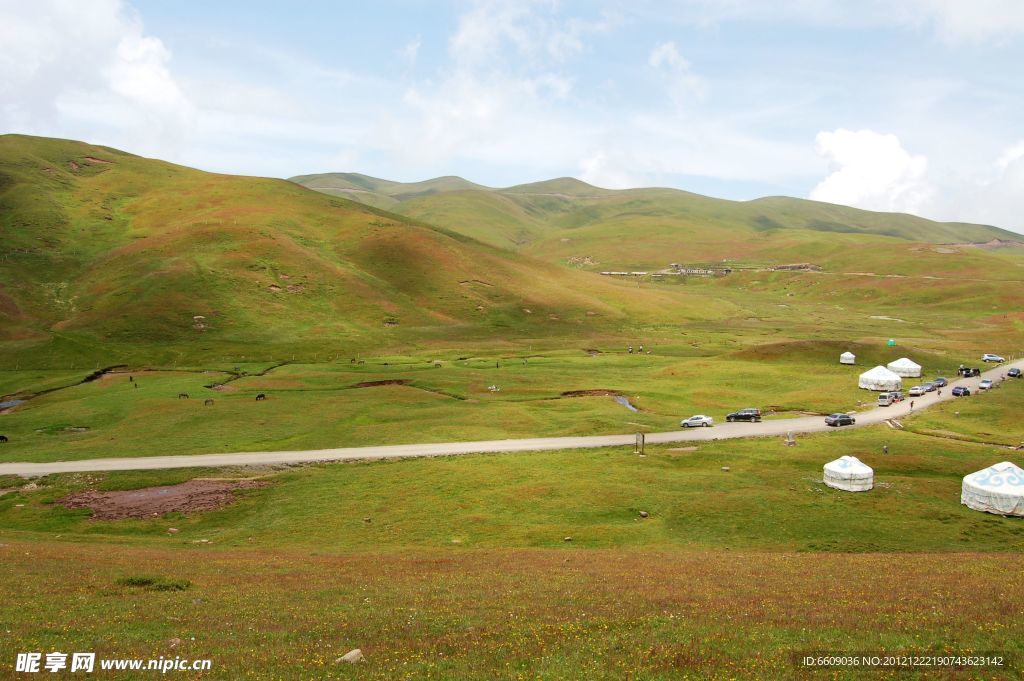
[2, 135, 1024, 678]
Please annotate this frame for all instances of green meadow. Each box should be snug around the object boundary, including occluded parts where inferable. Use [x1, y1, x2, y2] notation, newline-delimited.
[2, 134, 1024, 679]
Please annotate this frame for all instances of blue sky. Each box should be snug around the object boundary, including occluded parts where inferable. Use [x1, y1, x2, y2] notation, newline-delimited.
[2, 0, 1023, 231]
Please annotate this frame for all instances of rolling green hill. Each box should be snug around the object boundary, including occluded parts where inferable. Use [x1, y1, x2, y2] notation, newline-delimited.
[0, 135, 740, 366]
[291, 172, 1024, 273]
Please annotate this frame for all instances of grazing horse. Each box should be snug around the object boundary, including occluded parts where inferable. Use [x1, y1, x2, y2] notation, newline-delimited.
[0, 435, 8, 443]
[204, 399, 214, 406]
[256, 393, 267, 401]
[178, 393, 189, 399]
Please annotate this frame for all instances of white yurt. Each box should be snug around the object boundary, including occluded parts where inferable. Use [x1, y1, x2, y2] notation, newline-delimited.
[887, 357, 922, 378]
[839, 351, 856, 365]
[858, 365, 902, 391]
[961, 461, 1024, 517]
[823, 456, 874, 492]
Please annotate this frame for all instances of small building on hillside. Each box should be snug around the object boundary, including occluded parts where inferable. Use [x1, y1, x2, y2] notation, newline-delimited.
[887, 357, 922, 378]
[961, 461, 1024, 517]
[823, 456, 874, 492]
[858, 365, 902, 391]
[839, 351, 856, 365]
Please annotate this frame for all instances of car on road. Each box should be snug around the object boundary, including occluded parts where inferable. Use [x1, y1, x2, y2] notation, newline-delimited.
[1009, 368, 1021, 378]
[877, 392, 904, 406]
[982, 353, 1005, 363]
[726, 408, 762, 422]
[824, 413, 856, 427]
[952, 386, 971, 397]
[908, 386, 925, 396]
[979, 379, 994, 390]
[681, 414, 714, 428]
[922, 382, 937, 392]
[932, 377, 948, 387]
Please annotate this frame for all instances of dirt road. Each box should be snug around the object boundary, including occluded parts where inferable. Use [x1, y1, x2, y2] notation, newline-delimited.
[1, 360, 1020, 477]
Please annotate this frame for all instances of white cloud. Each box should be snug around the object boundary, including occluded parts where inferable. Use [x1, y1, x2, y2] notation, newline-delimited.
[0, 0, 192, 156]
[398, 37, 421, 67]
[898, 0, 1024, 45]
[648, 41, 705, 106]
[641, 0, 1024, 44]
[941, 140, 1024, 230]
[810, 129, 934, 214]
[809, 130, 1024, 232]
[578, 151, 643, 189]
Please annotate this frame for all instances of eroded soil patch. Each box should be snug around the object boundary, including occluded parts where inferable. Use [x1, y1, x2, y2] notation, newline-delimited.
[354, 379, 409, 388]
[561, 389, 620, 397]
[58, 479, 267, 520]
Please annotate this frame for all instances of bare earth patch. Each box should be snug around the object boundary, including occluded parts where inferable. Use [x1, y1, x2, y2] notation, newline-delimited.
[561, 389, 620, 397]
[354, 379, 409, 388]
[58, 479, 267, 520]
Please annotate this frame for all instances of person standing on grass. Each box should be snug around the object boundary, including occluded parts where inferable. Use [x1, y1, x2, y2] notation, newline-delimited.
[883, 444, 889, 455]
[910, 400, 914, 410]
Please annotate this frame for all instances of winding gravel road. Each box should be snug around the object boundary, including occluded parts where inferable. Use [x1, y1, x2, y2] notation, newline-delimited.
[1, 360, 1020, 477]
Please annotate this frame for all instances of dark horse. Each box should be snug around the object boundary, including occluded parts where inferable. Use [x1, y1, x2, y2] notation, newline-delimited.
[256, 393, 267, 401]
[204, 399, 214, 406]
[178, 393, 189, 399]
[0, 435, 8, 443]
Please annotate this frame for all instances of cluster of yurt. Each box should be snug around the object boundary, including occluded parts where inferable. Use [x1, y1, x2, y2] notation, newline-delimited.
[857, 365, 902, 391]
[887, 357, 922, 378]
[829, 345, 1023, 515]
[819, 457, 1024, 516]
[823, 456, 873, 492]
[961, 461, 1024, 517]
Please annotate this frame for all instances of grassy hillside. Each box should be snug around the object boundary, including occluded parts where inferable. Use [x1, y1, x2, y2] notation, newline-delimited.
[292, 172, 1024, 272]
[0, 135, 740, 368]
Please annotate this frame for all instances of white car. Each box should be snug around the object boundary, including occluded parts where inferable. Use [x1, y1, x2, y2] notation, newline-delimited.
[979, 379, 994, 390]
[982, 353, 1005, 363]
[908, 386, 925, 396]
[681, 414, 714, 428]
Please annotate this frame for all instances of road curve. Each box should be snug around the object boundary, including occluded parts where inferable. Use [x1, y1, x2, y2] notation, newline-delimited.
[1, 360, 1020, 477]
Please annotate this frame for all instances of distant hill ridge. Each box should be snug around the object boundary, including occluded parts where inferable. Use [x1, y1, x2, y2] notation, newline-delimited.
[290, 171, 1022, 261]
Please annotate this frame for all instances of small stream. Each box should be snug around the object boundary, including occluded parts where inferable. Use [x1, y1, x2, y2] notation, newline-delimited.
[613, 395, 639, 412]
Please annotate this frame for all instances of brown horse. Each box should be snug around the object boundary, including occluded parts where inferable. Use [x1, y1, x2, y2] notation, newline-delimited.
[204, 399, 214, 406]
[178, 393, 189, 399]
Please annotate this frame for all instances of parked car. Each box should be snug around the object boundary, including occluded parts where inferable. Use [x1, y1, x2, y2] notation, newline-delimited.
[958, 367, 981, 377]
[908, 386, 925, 396]
[979, 379, 994, 390]
[952, 386, 971, 397]
[890, 391, 904, 402]
[877, 393, 897, 406]
[1008, 368, 1021, 378]
[825, 413, 856, 427]
[982, 353, 1005, 363]
[922, 382, 937, 392]
[726, 408, 762, 422]
[681, 414, 714, 428]
[932, 377, 948, 387]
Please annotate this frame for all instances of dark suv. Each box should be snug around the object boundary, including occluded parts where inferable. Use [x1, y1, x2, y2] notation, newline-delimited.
[726, 408, 762, 422]
[932, 377, 948, 387]
[1009, 368, 1021, 378]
